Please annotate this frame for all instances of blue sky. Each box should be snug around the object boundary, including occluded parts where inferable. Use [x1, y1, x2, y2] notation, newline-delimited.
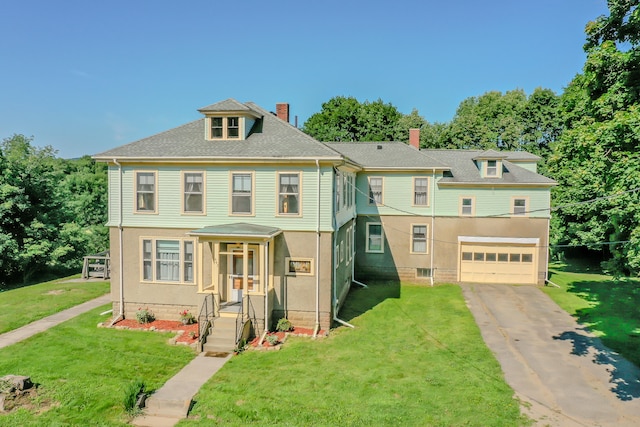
[1, 0, 609, 158]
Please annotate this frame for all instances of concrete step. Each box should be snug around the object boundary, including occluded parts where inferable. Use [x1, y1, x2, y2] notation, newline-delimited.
[203, 316, 238, 352]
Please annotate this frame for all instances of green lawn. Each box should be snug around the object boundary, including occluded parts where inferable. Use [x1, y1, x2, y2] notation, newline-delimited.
[0, 305, 195, 426]
[0, 275, 109, 334]
[179, 283, 528, 427]
[545, 263, 640, 367]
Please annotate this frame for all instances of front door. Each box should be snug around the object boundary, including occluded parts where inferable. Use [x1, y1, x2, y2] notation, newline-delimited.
[230, 250, 254, 302]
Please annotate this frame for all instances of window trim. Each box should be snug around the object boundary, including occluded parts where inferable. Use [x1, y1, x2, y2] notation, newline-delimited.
[412, 176, 430, 207]
[134, 170, 158, 214]
[410, 223, 429, 254]
[368, 176, 384, 206]
[209, 116, 242, 140]
[140, 237, 196, 284]
[276, 171, 302, 217]
[486, 159, 499, 177]
[365, 222, 384, 253]
[459, 196, 475, 216]
[285, 257, 315, 276]
[511, 196, 529, 217]
[181, 171, 206, 215]
[229, 171, 255, 216]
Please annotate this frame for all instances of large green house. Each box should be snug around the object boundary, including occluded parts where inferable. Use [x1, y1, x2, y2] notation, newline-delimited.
[94, 99, 555, 347]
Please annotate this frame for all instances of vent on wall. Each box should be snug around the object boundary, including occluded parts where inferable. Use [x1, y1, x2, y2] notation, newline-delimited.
[377, 145, 382, 150]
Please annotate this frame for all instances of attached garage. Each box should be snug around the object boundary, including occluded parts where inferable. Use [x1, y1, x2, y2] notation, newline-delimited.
[458, 236, 539, 284]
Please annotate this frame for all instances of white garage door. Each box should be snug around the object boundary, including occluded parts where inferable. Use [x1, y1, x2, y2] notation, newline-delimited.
[458, 237, 538, 284]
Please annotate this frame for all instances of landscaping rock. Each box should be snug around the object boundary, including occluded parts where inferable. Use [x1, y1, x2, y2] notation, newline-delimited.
[0, 375, 32, 392]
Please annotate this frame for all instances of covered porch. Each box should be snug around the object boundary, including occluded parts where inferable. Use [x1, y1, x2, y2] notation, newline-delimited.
[190, 223, 281, 330]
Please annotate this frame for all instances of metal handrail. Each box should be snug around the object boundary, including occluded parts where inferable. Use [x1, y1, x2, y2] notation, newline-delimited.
[198, 293, 217, 351]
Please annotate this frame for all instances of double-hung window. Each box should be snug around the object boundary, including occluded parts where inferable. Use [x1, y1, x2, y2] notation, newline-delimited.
[227, 117, 239, 138]
[135, 171, 156, 213]
[232, 173, 253, 215]
[142, 238, 194, 283]
[368, 177, 383, 205]
[413, 177, 429, 206]
[366, 223, 384, 253]
[513, 198, 527, 216]
[411, 225, 427, 253]
[486, 160, 498, 177]
[183, 172, 204, 213]
[278, 172, 300, 215]
[210, 117, 240, 139]
[461, 197, 474, 216]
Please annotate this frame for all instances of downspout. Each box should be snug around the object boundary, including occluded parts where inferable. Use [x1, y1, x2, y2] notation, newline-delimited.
[109, 158, 125, 326]
[544, 214, 551, 286]
[430, 168, 436, 286]
[313, 159, 321, 337]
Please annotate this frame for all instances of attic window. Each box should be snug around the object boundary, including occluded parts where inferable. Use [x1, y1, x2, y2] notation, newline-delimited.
[486, 160, 498, 177]
[210, 117, 240, 140]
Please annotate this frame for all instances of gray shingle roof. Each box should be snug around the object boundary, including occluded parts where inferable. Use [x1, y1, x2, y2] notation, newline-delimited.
[327, 141, 448, 169]
[424, 149, 556, 185]
[93, 100, 342, 160]
[197, 98, 257, 113]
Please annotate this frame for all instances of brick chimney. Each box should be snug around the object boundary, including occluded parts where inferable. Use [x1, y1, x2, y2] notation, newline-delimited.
[409, 128, 420, 149]
[276, 103, 290, 123]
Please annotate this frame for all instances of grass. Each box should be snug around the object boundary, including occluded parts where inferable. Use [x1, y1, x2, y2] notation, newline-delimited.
[0, 275, 109, 334]
[0, 304, 195, 426]
[179, 282, 528, 426]
[545, 262, 640, 367]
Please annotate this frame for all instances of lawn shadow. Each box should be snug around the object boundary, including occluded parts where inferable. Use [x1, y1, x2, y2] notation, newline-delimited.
[562, 277, 640, 368]
[338, 280, 401, 323]
[553, 329, 640, 401]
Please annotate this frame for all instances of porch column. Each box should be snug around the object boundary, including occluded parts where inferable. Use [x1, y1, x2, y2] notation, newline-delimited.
[212, 242, 220, 294]
[197, 240, 204, 292]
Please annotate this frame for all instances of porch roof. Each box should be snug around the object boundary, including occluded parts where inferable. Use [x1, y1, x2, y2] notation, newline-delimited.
[189, 222, 282, 239]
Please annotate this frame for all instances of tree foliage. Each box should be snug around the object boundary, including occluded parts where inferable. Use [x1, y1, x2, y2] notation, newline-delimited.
[0, 135, 108, 286]
[443, 88, 563, 158]
[548, 0, 640, 275]
[303, 96, 402, 142]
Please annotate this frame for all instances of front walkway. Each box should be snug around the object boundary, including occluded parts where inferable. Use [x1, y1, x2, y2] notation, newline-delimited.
[461, 283, 640, 427]
[0, 294, 111, 349]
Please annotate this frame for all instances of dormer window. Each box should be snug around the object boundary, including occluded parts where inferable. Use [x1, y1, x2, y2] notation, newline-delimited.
[210, 116, 240, 140]
[486, 160, 498, 177]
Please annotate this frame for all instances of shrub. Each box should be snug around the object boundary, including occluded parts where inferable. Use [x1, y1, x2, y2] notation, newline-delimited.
[135, 307, 155, 324]
[265, 334, 279, 345]
[276, 318, 293, 332]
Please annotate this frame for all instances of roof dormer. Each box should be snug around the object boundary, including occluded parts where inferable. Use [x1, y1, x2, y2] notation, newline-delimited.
[473, 149, 508, 179]
[198, 98, 262, 141]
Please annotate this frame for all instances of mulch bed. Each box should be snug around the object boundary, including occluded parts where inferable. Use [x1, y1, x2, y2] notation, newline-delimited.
[100, 320, 327, 350]
[104, 318, 199, 345]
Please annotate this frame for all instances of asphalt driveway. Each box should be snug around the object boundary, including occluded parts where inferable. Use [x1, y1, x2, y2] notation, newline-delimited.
[461, 283, 640, 427]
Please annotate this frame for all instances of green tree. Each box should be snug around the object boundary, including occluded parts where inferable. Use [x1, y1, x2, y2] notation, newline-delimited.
[444, 88, 562, 155]
[0, 135, 65, 283]
[303, 96, 402, 142]
[548, 0, 640, 275]
[0, 135, 108, 286]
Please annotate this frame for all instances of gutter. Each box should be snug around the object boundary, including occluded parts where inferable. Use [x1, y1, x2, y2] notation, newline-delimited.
[109, 158, 125, 326]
